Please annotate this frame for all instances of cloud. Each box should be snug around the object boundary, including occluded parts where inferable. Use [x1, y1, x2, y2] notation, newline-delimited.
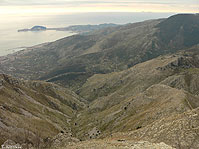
[0, 0, 198, 6]
[0, 0, 198, 14]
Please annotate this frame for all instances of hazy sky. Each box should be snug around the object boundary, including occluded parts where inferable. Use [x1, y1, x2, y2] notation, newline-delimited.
[0, 0, 198, 15]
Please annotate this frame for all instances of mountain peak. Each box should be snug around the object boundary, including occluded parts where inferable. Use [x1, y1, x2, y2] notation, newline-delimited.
[157, 13, 199, 47]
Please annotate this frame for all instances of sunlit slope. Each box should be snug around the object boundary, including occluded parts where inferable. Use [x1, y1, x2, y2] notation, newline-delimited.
[0, 74, 85, 145]
[71, 50, 199, 143]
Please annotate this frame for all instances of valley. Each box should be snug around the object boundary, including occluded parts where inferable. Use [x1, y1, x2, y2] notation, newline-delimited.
[0, 14, 199, 148]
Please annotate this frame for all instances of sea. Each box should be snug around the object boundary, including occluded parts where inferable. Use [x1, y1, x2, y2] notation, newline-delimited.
[0, 12, 174, 56]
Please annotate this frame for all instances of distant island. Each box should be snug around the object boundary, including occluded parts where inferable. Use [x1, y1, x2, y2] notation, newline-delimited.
[18, 26, 47, 32]
[18, 23, 118, 33]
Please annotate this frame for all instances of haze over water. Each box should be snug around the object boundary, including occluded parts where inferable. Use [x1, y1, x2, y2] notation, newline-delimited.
[0, 12, 174, 56]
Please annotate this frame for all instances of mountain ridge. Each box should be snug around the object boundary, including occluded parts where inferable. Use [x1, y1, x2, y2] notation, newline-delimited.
[1, 14, 199, 94]
[1, 13, 199, 148]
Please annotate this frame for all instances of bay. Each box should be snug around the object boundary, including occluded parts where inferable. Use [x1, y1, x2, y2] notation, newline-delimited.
[0, 12, 174, 56]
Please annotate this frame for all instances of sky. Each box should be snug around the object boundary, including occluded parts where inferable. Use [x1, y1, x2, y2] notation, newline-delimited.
[0, 0, 198, 15]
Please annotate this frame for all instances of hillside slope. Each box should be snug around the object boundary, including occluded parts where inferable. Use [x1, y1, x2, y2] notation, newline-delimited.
[0, 74, 85, 147]
[1, 47, 199, 148]
[47, 49, 199, 149]
[60, 107, 198, 149]
[69, 49, 199, 147]
[1, 14, 199, 92]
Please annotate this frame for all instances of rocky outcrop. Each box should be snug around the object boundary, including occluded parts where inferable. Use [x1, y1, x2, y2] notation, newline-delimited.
[51, 132, 79, 148]
[88, 127, 101, 139]
[157, 56, 195, 71]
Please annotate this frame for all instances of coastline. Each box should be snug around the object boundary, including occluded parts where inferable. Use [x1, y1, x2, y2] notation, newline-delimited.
[0, 31, 77, 57]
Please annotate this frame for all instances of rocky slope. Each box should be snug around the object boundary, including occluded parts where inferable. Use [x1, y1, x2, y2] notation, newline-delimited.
[112, 107, 199, 149]
[64, 140, 174, 149]
[68, 49, 199, 148]
[1, 49, 199, 148]
[50, 105, 199, 149]
[0, 74, 85, 147]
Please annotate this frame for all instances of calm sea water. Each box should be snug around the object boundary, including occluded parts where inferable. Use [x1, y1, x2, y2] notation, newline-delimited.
[0, 12, 174, 56]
